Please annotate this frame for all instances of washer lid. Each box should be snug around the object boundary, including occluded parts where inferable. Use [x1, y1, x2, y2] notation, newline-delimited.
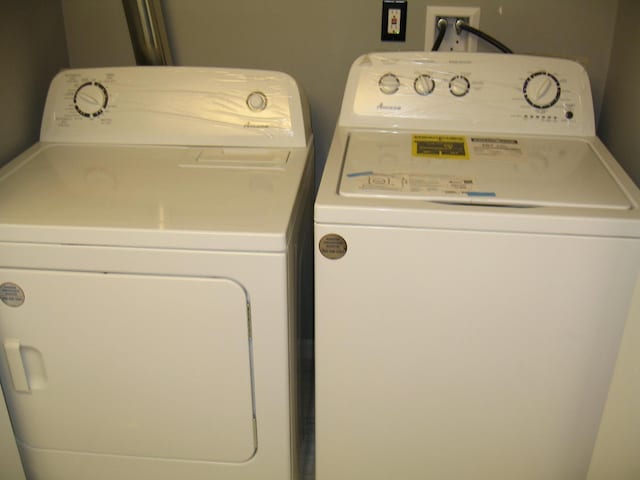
[340, 132, 631, 209]
[0, 143, 310, 251]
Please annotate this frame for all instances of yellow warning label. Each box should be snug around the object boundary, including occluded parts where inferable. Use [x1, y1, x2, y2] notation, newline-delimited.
[412, 135, 469, 159]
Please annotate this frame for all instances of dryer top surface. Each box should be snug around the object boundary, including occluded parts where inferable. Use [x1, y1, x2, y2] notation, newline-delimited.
[0, 142, 311, 251]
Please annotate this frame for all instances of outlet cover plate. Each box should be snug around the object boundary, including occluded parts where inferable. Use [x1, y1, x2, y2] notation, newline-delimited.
[382, 0, 408, 42]
[425, 6, 480, 51]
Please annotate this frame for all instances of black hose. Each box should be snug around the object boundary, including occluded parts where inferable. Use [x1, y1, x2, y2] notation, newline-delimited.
[431, 18, 448, 51]
[455, 20, 513, 54]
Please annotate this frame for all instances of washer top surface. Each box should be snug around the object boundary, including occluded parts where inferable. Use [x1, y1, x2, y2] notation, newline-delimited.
[0, 142, 309, 251]
[340, 131, 630, 209]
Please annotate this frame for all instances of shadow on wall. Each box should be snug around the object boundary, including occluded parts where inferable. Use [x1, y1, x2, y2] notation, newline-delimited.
[597, 0, 640, 187]
[0, 1, 69, 166]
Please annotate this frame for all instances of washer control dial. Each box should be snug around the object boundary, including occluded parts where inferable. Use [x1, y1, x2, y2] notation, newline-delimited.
[523, 71, 561, 109]
[246, 91, 268, 112]
[449, 75, 470, 97]
[413, 74, 435, 96]
[74, 81, 108, 118]
[379, 73, 400, 95]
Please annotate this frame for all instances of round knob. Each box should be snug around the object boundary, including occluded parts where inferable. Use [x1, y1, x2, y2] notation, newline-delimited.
[414, 74, 435, 96]
[74, 81, 108, 118]
[246, 91, 268, 111]
[379, 73, 400, 95]
[523, 71, 561, 109]
[449, 75, 470, 97]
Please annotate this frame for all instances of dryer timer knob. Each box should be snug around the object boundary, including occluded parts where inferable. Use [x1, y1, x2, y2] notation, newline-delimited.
[74, 81, 109, 118]
[247, 91, 268, 111]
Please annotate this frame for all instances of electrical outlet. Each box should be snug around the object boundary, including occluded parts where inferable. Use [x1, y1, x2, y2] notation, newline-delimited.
[425, 6, 480, 51]
[381, 0, 407, 42]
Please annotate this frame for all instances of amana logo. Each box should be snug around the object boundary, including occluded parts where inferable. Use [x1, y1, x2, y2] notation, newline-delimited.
[377, 102, 401, 111]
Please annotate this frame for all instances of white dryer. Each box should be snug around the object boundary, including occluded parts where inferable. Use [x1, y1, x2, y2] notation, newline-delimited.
[315, 52, 640, 480]
[1, 386, 25, 479]
[0, 67, 313, 480]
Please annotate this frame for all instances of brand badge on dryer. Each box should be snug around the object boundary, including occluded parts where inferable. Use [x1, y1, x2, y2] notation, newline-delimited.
[0, 283, 25, 307]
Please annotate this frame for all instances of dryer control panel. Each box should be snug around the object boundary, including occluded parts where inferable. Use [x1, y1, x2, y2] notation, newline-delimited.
[41, 67, 310, 148]
[339, 52, 595, 136]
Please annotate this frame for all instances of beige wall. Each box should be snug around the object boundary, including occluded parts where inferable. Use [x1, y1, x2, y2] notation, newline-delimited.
[0, 1, 69, 167]
[63, 0, 619, 176]
[587, 2, 640, 477]
[598, 0, 640, 186]
[62, 0, 135, 67]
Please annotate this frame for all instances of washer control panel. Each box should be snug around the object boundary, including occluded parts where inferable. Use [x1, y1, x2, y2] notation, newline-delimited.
[41, 67, 309, 148]
[522, 71, 561, 109]
[340, 52, 595, 136]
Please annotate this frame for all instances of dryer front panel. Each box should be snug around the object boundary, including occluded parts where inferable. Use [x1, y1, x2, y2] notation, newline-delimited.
[0, 269, 256, 463]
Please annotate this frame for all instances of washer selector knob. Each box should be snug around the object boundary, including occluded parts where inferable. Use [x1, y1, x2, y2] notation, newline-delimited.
[74, 81, 109, 118]
[523, 71, 561, 109]
[414, 74, 435, 96]
[379, 73, 400, 95]
[246, 91, 268, 112]
[449, 75, 470, 97]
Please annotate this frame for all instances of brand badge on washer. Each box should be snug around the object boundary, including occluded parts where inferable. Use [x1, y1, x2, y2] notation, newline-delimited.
[319, 234, 347, 260]
[0, 283, 25, 307]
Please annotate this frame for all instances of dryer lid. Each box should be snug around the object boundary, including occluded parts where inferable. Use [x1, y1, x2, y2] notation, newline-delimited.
[339, 132, 631, 210]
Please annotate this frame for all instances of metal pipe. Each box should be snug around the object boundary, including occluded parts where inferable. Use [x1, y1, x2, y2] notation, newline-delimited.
[122, 0, 173, 65]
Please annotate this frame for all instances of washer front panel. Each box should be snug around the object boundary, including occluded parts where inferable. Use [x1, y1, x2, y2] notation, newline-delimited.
[314, 223, 640, 480]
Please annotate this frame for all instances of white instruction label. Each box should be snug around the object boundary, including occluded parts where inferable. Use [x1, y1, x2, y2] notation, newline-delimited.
[471, 137, 522, 157]
[360, 173, 473, 195]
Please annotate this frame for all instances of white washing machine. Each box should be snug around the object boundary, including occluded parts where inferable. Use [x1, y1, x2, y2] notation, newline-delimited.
[0, 67, 313, 480]
[315, 52, 640, 480]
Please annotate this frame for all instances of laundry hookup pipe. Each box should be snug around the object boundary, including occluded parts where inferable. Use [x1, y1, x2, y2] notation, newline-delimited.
[122, 0, 173, 65]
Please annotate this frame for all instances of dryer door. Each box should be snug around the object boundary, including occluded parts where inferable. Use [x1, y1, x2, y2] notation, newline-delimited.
[0, 269, 256, 463]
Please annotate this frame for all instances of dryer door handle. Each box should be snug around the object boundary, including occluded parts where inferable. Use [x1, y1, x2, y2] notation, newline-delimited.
[3, 340, 30, 393]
